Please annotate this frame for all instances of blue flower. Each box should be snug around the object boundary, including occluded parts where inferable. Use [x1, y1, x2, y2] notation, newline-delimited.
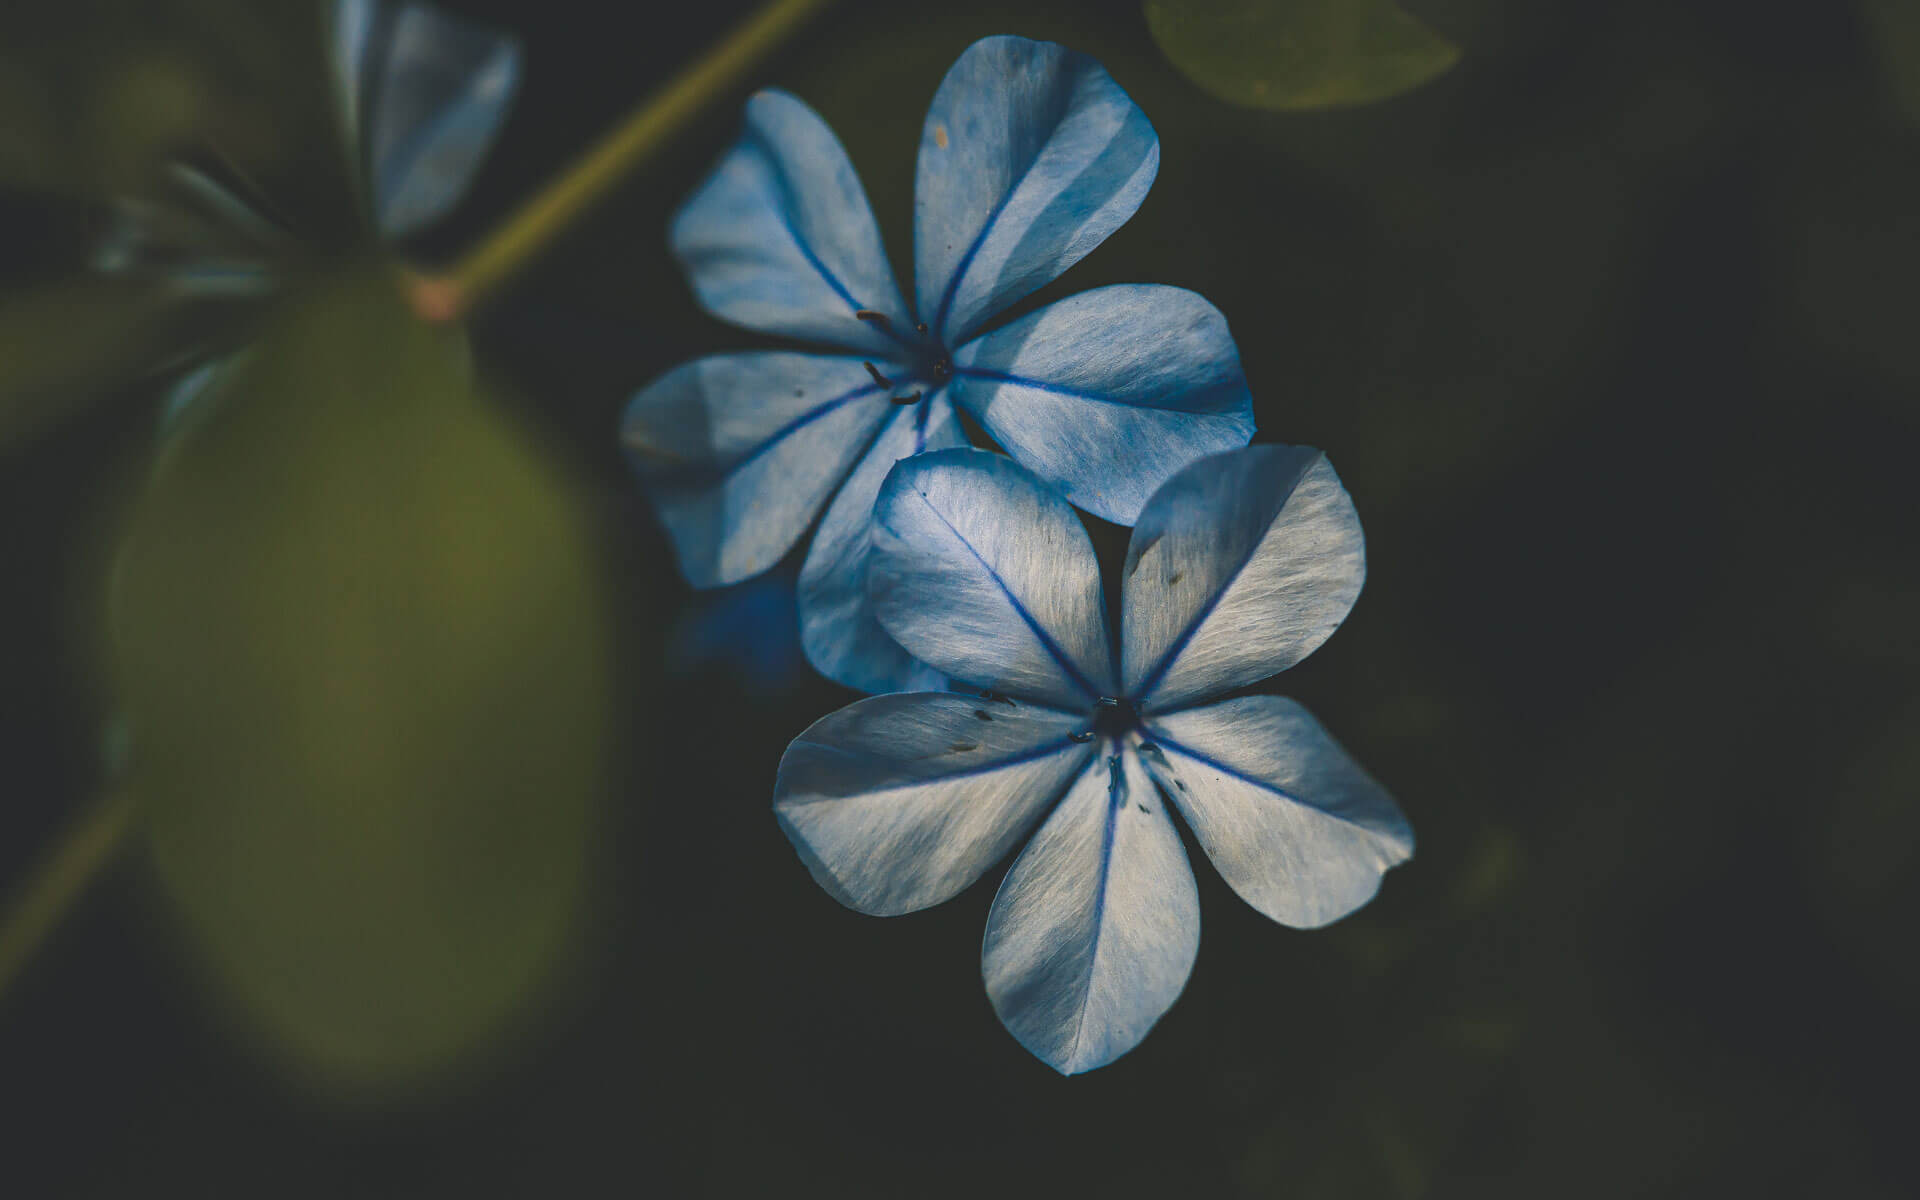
[622, 36, 1256, 694]
[773, 446, 1412, 1074]
[98, 0, 520, 430]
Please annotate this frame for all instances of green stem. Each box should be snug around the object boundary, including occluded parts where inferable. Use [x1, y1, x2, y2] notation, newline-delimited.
[415, 0, 840, 321]
[0, 788, 139, 1003]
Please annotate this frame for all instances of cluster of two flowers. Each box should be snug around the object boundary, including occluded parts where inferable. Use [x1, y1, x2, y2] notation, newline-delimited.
[624, 36, 1414, 1073]
[108, 0, 1412, 1076]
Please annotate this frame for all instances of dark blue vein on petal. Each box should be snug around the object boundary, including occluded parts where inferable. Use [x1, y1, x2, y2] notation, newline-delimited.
[742, 125, 865, 314]
[645, 379, 884, 489]
[905, 482, 1101, 702]
[1144, 728, 1313, 809]
[742, 128, 918, 355]
[1066, 753, 1126, 1066]
[952, 367, 1244, 412]
[1149, 726, 1404, 847]
[930, 184, 1015, 340]
[911, 389, 940, 454]
[786, 733, 1090, 803]
[1129, 467, 1313, 707]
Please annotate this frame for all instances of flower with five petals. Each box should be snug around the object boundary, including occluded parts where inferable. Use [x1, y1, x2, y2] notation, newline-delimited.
[622, 35, 1255, 693]
[773, 446, 1413, 1073]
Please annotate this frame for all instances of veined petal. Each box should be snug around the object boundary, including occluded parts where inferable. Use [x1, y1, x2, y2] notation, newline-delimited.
[339, 0, 522, 238]
[621, 353, 891, 588]
[870, 449, 1115, 709]
[1123, 446, 1364, 712]
[673, 90, 912, 356]
[1144, 697, 1412, 929]
[775, 694, 1093, 916]
[949, 285, 1255, 524]
[983, 749, 1198, 1075]
[799, 394, 966, 694]
[914, 36, 1159, 346]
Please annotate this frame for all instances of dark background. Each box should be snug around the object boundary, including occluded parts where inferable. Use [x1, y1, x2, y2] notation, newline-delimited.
[4, 0, 1917, 1194]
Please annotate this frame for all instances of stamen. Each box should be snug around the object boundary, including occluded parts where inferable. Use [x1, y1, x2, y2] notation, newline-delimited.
[914, 322, 929, 335]
[932, 357, 951, 378]
[890, 391, 923, 405]
[1069, 730, 1096, 743]
[855, 309, 892, 327]
[863, 361, 891, 388]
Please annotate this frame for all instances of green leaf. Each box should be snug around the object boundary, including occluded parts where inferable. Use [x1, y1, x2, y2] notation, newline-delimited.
[110, 266, 612, 1097]
[1143, 0, 1460, 111]
[0, 278, 198, 452]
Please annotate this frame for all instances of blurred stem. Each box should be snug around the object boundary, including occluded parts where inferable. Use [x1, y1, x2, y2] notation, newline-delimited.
[0, 788, 138, 1003]
[412, 0, 839, 322]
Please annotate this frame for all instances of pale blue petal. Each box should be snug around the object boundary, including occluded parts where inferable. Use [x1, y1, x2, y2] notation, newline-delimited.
[92, 165, 284, 296]
[949, 285, 1255, 524]
[1122, 446, 1365, 712]
[621, 353, 891, 588]
[914, 36, 1159, 346]
[672, 90, 912, 357]
[331, 0, 376, 154]
[1144, 697, 1412, 929]
[982, 749, 1198, 1075]
[798, 394, 966, 694]
[350, 2, 522, 238]
[775, 693, 1093, 916]
[870, 449, 1115, 709]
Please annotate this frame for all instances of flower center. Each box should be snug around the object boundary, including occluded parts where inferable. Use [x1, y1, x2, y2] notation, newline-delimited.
[1071, 696, 1139, 744]
[856, 310, 951, 399]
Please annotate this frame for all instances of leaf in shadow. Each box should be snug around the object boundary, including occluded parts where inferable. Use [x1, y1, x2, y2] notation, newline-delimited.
[1143, 0, 1460, 111]
[109, 266, 612, 1099]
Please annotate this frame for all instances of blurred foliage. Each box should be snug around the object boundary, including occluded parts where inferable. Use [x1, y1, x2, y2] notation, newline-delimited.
[0, 1, 370, 453]
[1811, 702, 1920, 1001]
[0, 278, 197, 450]
[1143, 0, 1458, 110]
[0, 0, 340, 199]
[1860, 0, 1920, 125]
[107, 266, 611, 1096]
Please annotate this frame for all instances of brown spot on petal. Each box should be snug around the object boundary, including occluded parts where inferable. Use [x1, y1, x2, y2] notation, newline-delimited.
[934, 123, 949, 149]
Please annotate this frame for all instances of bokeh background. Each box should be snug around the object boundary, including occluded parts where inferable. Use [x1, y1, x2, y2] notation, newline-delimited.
[4, 0, 1917, 1194]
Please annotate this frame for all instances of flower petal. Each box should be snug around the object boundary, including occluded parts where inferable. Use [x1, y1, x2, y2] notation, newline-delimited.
[621, 353, 891, 588]
[1144, 697, 1412, 929]
[672, 90, 912, 356]
[1122, 446, 1364, 712]
[338, 0, 522, 238]
[914, 36, 1159, 346]
[775, 693, 1093, 916]
[982, 749, 1198, 1075]
[949, 285, 1255, 524]
[871, 449, 1115, 708]
[799, 394, 967, 694]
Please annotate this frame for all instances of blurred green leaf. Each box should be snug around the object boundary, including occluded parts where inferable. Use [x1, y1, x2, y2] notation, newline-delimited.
[1143, 0, 1459, 111]
[0, 1, 344, 215]
[1861, 0, 1920, 126]
[110, 265, 612, 1097]
[0, 279, 194, 451]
